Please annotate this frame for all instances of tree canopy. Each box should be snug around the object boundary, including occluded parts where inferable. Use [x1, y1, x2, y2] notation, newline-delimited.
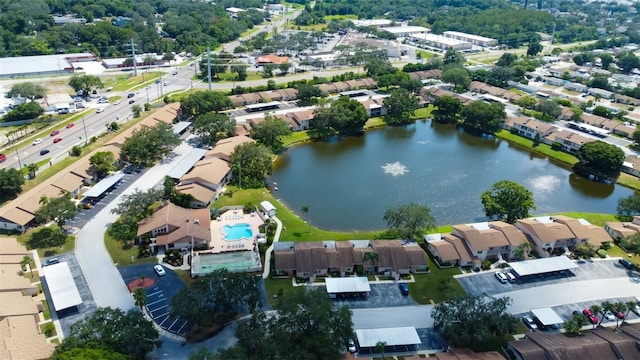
[50, 346, 129, 360]
[312, 96, 368, 138]
[108, 188, 163, 245]
[54, 307, 160, 360]
[229, 142, 273, 189]
[617, 195, 640, 220]
[192, 112, 236, 146]
[8, 82, 45, 100]
[249, 115, 292, 153]
[3, 101, 44, 122]
[383, 88, 420, 126]
[89, 151, 116, 179]
[481, 180, 536, 224]
[432, 95, 462, 124]
[573, 140, 625, 182]
[460, 100, 506, 134]
[119, 122, 181, 167]
[0, 168, 25, 202]
[295, 82, 326, 106]
[383, 203, 436, 240]
[432, 295, 517, 348]
[179, 91, 234, 119]
[35, 192, 79, 228]
[68, 75, 103, 95]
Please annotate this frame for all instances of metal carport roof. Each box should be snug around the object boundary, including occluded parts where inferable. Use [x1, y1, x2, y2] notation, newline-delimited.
[42, 262, 82, 311]
[530, 307, 564, 326]
[509, 256, 578, 277]
[173, 121, 192, 135]
[82, 173, 125, 198]
[325, 277, 371, 294]
[355, 327, 421, 348]
[166, 148, 208, 179]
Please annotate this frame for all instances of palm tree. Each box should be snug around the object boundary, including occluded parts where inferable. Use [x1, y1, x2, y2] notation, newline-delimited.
[375, 341, 387, 359]
[133, 287, 147, 310]
[522, 241, 532, 258]
[513, 245, 524, 260]
[623, 300, 636, 324]
[20, 255, 32, 277]
[590, 304, 602, 329]
[363, 251, 379, 274]
[301, 205, 311, 234]
[564, 318, 581, 336]
[600, 301, 614, 326]
[27, 163, 39, 179]
[614, 301, 628, 329]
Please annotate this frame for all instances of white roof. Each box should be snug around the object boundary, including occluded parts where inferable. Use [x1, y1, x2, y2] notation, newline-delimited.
[355, 327, 421, 347]
[383, 26, 430, 35]
[351, 19, 392, 27]
[530, 307, 564, 326]
[443, 31, 497, 43]
[509, 256, 578, 277]
[0, 53, 94, 77]
[167, 148, 208, 179]
[173, 121, 192, 135]
[260, 201, 276, 212]
[42, 262, 82, 311]
[83, 173, 125, 198]
[409, 33, 470, 47]
[325, 277, 371, 293]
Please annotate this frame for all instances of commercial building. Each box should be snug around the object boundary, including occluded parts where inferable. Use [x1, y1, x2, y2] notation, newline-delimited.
[350, 19, 393, 28]
[442, 31, 498, 47]
[382, 26, 431, 38]
[409, 33, 472, 51]
[0, 53, 96, 78]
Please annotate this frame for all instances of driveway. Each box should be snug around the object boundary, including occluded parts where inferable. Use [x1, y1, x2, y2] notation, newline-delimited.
[75, 142, 197, 311]
[330, 283, 417, 309]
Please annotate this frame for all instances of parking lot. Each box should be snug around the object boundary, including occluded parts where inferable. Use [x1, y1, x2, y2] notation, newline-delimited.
[330, 283, 417, 309]
[457, 259, 635, 296]
[40, 253, 97, 337]
[118, 263, 190, 336]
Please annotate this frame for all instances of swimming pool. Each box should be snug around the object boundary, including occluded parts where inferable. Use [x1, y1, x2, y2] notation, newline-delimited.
[222, 223, 253, 241]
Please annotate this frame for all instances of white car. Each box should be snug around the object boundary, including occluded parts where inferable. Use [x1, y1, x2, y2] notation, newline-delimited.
[633, 305, 640, 316]
[32, 138, 43, 145]
[347, 340, 356, 353]
[604, 311, 616, 321]
[114, 100, 121, 105]
[495, 272, 507, 283]
[154, 265, 166, 276]
[96, 107, 105, 113]
[506, 272, 516, 282]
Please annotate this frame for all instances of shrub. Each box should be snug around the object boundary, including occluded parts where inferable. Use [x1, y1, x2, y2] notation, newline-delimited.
[597, 249, 607, 258]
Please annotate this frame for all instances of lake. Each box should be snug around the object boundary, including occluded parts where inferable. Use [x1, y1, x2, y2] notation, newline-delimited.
[270, 120, 635, 231]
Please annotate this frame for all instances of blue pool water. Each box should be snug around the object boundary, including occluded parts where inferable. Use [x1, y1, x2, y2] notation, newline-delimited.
[223, 223, 253, 241]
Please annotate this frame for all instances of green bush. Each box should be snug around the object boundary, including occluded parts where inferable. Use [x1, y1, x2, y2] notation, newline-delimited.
[597, 249, 607, 258]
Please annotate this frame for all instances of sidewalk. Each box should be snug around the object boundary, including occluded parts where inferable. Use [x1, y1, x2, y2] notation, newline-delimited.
[262, 215, 283, 279]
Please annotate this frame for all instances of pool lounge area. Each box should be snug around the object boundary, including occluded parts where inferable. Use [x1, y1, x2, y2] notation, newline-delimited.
[209, 210, 264, 254]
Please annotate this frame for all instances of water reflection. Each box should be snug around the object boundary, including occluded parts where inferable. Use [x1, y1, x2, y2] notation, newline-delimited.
[568, 173, 615, 198]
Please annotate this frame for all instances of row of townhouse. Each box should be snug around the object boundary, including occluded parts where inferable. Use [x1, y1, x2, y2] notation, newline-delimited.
[468, 81, 523, 103]
[0, 104, 181, 232]
[604, 215, 640, 240]
[503, 116, 595, 153]
[426, 216, 612, 268]
[580, 113, 637, 137]
[0, 238, 54, 359]
[274, 240, 429, 282]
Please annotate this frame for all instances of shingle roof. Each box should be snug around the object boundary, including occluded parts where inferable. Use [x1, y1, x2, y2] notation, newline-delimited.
[175, 183, 217, 204]
[429, 239, 460, 262]
[489, 221, 528, 247]
[552, 216, 612, 246]
[0, 238, 28, 256]
[0, 315, 55, 360]
[180, 158, 230, 188]
[137, 203, 211, 245]
[0, 291, 39, 318]
[452, 224, 510, 251]
[516, 218, 575, 243]
[205, 135, 255, 161]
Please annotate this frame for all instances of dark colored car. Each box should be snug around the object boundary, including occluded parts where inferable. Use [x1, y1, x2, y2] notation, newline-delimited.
[127, 93, 135, 98]
[39, 149, 50, 155]
[399, 283, 409, 296]
[128, 99, 135, 104]
[619, 259, 634, 270]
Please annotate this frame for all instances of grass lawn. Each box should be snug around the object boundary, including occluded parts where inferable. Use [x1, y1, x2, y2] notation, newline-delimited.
[217, 72, 262, 82]
[364, 117, 386, 129]
[618, 173, 640, 191]
[496, 129, 579, 166]
[105, 72, 163, 92]
[324, 14, 357, 20]
[23, 268, 39, 281]
[104, 232, 157, 267]
[296, 24, 328, 32]
[41, 300, 51, 320]
[281, 130, 311, 147]
[263, 277, 304, 307]
[412, 105, 434, 120]
[409, 252, 465, 304]
[608, 244, 639, 265]
[213, 187, 383, 241]
[40, 322, 56, 338]
[175, 269, 192, 284]
[549, 212, 618, 227]
[16, 226, 76, 258]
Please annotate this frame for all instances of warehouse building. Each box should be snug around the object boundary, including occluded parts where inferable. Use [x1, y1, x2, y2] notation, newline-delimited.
[409, 33, 472, 51]
[0, 53, 96, 78]
[442, 31, 498, 47]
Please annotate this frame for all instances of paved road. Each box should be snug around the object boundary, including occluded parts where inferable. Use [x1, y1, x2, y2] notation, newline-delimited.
[75, 142, 196, 310]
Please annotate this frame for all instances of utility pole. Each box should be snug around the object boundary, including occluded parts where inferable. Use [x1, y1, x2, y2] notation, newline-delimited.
[129, 38, 138, 77]
[81, 116, 88, 144]
[207, 47, 212, 91]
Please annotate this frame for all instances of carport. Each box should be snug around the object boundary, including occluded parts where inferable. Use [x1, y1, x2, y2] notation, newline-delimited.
[166, 148, 208, 180]
[42, 262, 82, 312]
[325, 277, 371, 299]
[509, 256, 578, 277]
[355, 327, 421, 354]
[82, 173, 125, 199]
[173, 121, 192, 135]
[530, 307, 564, 329]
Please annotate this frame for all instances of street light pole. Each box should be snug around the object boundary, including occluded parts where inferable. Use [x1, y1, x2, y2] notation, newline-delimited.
[145, 86, 150, 104]
[81, 116, 88, 144]
[14, 145, 22, 169]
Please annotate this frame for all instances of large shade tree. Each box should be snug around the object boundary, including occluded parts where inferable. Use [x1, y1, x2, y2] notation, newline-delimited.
[460, 100, 506, 134]
[119, 123, 181, 167]
[383, 203, 436, 240]
[432, 95, 462, 124]
[68, 74, 103, 95]
[481, 180, 536, 224]
[8, 82, 46, 100]
[192, 112, 236, 146]
[35, 192, 79, 228]
[229, 142, 273, 189]
[573, 140, 625, 182]
[250, 114, 292, 153]
[0, 168, 25, 202]
[383, 88, 420, 126]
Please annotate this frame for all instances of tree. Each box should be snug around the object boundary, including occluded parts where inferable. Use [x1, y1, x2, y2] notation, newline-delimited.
[109, 188, 163, 245]
[50, 347, 129, 360]
[68, 74, 104, 95]
[180, 91, 234, 118]
[133, 287, 147, 310]
[564, 313, 586, 336]
[375, 341, 387, 358]
[617, 195, 640, 219]
[89, 151, 116, 179]
[383, 203, 436, 240]
[432, 295, 517, 348]
[514, 95, 537, 110]
[443, 47, 464, 66]
[3, 101, 45, 122]
[35, 192, 79, 228]
[592, 105, 613, 119]
[328, 96, 368, 135]
[229, 142, 273, 189]
[278, 62, 292, 74]
[132, 105, 142, 118]
[573, 140, 625, 182]
[231, 65, 247, 81]
[535, 99, 561, 121]
[481, 180, 536, 224]
[600, 53, 614, 69]
[54, 307, 160, 359]
[301, 205, 311, 234]
[0, 168, 25, 202]
[8, 82, 45, 100]
[432, 95, 462, 124]
[527, 38, 543, 57]
[363, 251, 379, 273]
[27, 163, 39, 179]
[590, 304, 602, 328]
[120, 123, 181, 167]
[250, 115, 292, 153]
[460, 100, 506, 134]
[441, 67, 471, 90]
[295, 82, 325, 106]
[192, 112, 236, 146]
[496, 53, 518, 67]
[486, 66, 514, 87]
[616, 52, 640, 73]
[20, 255, 32, 277]
[383, 88, 419, 126]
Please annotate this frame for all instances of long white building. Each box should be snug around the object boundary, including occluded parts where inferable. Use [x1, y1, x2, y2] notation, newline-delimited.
[382, 26, 430, 38]
[442, 31, 498, 47]
[409, 33, 472, 51]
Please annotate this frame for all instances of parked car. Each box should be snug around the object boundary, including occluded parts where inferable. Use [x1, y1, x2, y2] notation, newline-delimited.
[40, 149, 50, 155]
[66, 123, 75, 129]
[495, 272, 508, 283]
[632, 305, 640, 316]
[604, 311, 616, 321]
[154, 264, 166, 276]
[32, 138, 43, 145]
[522, 315, 538, 330]
[114, 100, 121, 105]
[506, 272, 516, 282]
[398, 283, 409, 296]
[348, 340, 357, 353]
[42, 257, 59, 266]
[616, 311, 626, 320]
[53, 137, 62, 143]
[619, 259, 634, 270]
[50, 130, 59, 136]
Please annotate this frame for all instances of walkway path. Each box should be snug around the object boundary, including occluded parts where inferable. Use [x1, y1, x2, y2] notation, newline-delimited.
[262, 215, 283, 279]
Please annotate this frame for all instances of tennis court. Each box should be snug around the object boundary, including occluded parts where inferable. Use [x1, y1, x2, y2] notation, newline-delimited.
[191, 251, 262, 276]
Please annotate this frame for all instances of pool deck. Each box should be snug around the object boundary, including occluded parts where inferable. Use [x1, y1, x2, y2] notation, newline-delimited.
[208, 211, 263, 254]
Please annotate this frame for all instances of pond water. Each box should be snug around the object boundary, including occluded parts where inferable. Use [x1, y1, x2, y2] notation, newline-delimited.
[270, 120, 635, 231]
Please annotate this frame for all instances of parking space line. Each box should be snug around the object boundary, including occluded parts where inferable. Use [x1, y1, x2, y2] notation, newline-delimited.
[147, 290, 163, 297]
[167, 318, 179, 329]
[147, 298, 167, 307]
[157, 313, 171, 325]
[177, 320, 189, 333]
[149, 304, 169, 313]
